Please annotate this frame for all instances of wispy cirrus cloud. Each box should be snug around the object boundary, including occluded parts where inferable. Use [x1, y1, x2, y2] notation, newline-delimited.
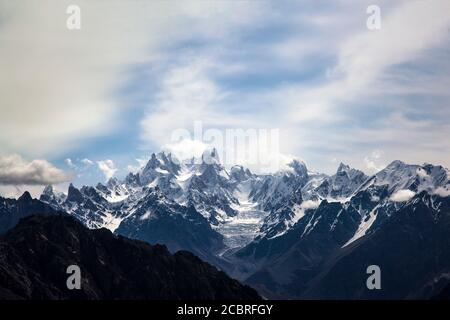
[137, 0, 450, 173]
[0, 0, 259, 158]
[81, 158, 93, 166]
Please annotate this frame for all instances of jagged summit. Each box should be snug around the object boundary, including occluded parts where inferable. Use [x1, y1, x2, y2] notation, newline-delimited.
[66, 183, 83, 202]
[287, 158, 308, 174]
[106, 176, 120, 188]
[200, 147, 220, 165]
[125, 172, 141, 186]
[42, 185, 54, 196]
[18, 191, 32, 203]
[230, 165, 254, 182]
[140, 151, 182, 186]
[337, 162, 351, 173]
[39, 184, 67, 207]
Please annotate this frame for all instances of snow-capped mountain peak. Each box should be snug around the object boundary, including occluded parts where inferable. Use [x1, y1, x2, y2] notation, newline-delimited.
[201, 147, 221, 165]
[41, 185, 54, 197]
[287, 159, 308, 178]
[358, 160, 449, 196]
[337, 162, 351, 173]
[230, 165, 254, 182]
[140, 151, 181, 185]
[66, 183, 83, 203]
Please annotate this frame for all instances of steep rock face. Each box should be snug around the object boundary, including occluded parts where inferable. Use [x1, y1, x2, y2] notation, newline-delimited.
[115, 187, 225, 264]
[245, 160, 309, 239]
[230, 200, 361, 297]
[302, 192, 450, 299]
[230, 165, 255, 183]
[40, 185, 66, 207]
[0, 214, 261, 300]
[62, 184, 112, 228]
[230, 191, 450, 299]
[315, 163, 368, 199]
[140, 152, 184, 200]
[249, 160, 308, 213]
[246, 162, 366, 242]
[183, 153, 239, 225]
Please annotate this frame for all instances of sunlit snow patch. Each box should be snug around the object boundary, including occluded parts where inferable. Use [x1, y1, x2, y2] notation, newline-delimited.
[102, 212, 124, 232]
[342, 207, 378, 248]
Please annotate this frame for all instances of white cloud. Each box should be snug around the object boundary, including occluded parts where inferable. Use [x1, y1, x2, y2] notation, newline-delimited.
[262, 0, 450, 172]
[97, 160, 117, 180]
[81, 158, 93, 166]
[434, 186, 450, 198]
[390, 189, 416, 202]
[163, 139, 209, 163]
[291, 199, 321, 225]
[364, 150, 385, 173]
[162, 130, 294, 173]
[126, 158, 147, 173]
[416, 168, 429, 179]
[334, 0, 450, 88]
[140, 59, 254, 148]
[0, 154, 71, 185]
[273, 0, 450, 128]
[65, 158, 76, 169]
[301, 199, 321, 210]
[140, 58, 293, 173]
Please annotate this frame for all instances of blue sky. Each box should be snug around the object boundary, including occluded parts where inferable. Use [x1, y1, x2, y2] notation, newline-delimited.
[1, 0, 450, 197]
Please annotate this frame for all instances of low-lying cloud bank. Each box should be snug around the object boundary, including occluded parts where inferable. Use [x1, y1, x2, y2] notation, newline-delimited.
[0, 154, 71, 185]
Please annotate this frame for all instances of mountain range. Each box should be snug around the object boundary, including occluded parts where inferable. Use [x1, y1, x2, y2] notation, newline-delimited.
[1, 148, 450, 299]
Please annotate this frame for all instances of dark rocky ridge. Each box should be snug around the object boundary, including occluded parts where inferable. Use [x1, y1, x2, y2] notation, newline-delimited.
[231, 191, 450, 299]
[0, 214, 261, 300]
[301, 192, 450, 299]
[0, 192, 63, 234]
